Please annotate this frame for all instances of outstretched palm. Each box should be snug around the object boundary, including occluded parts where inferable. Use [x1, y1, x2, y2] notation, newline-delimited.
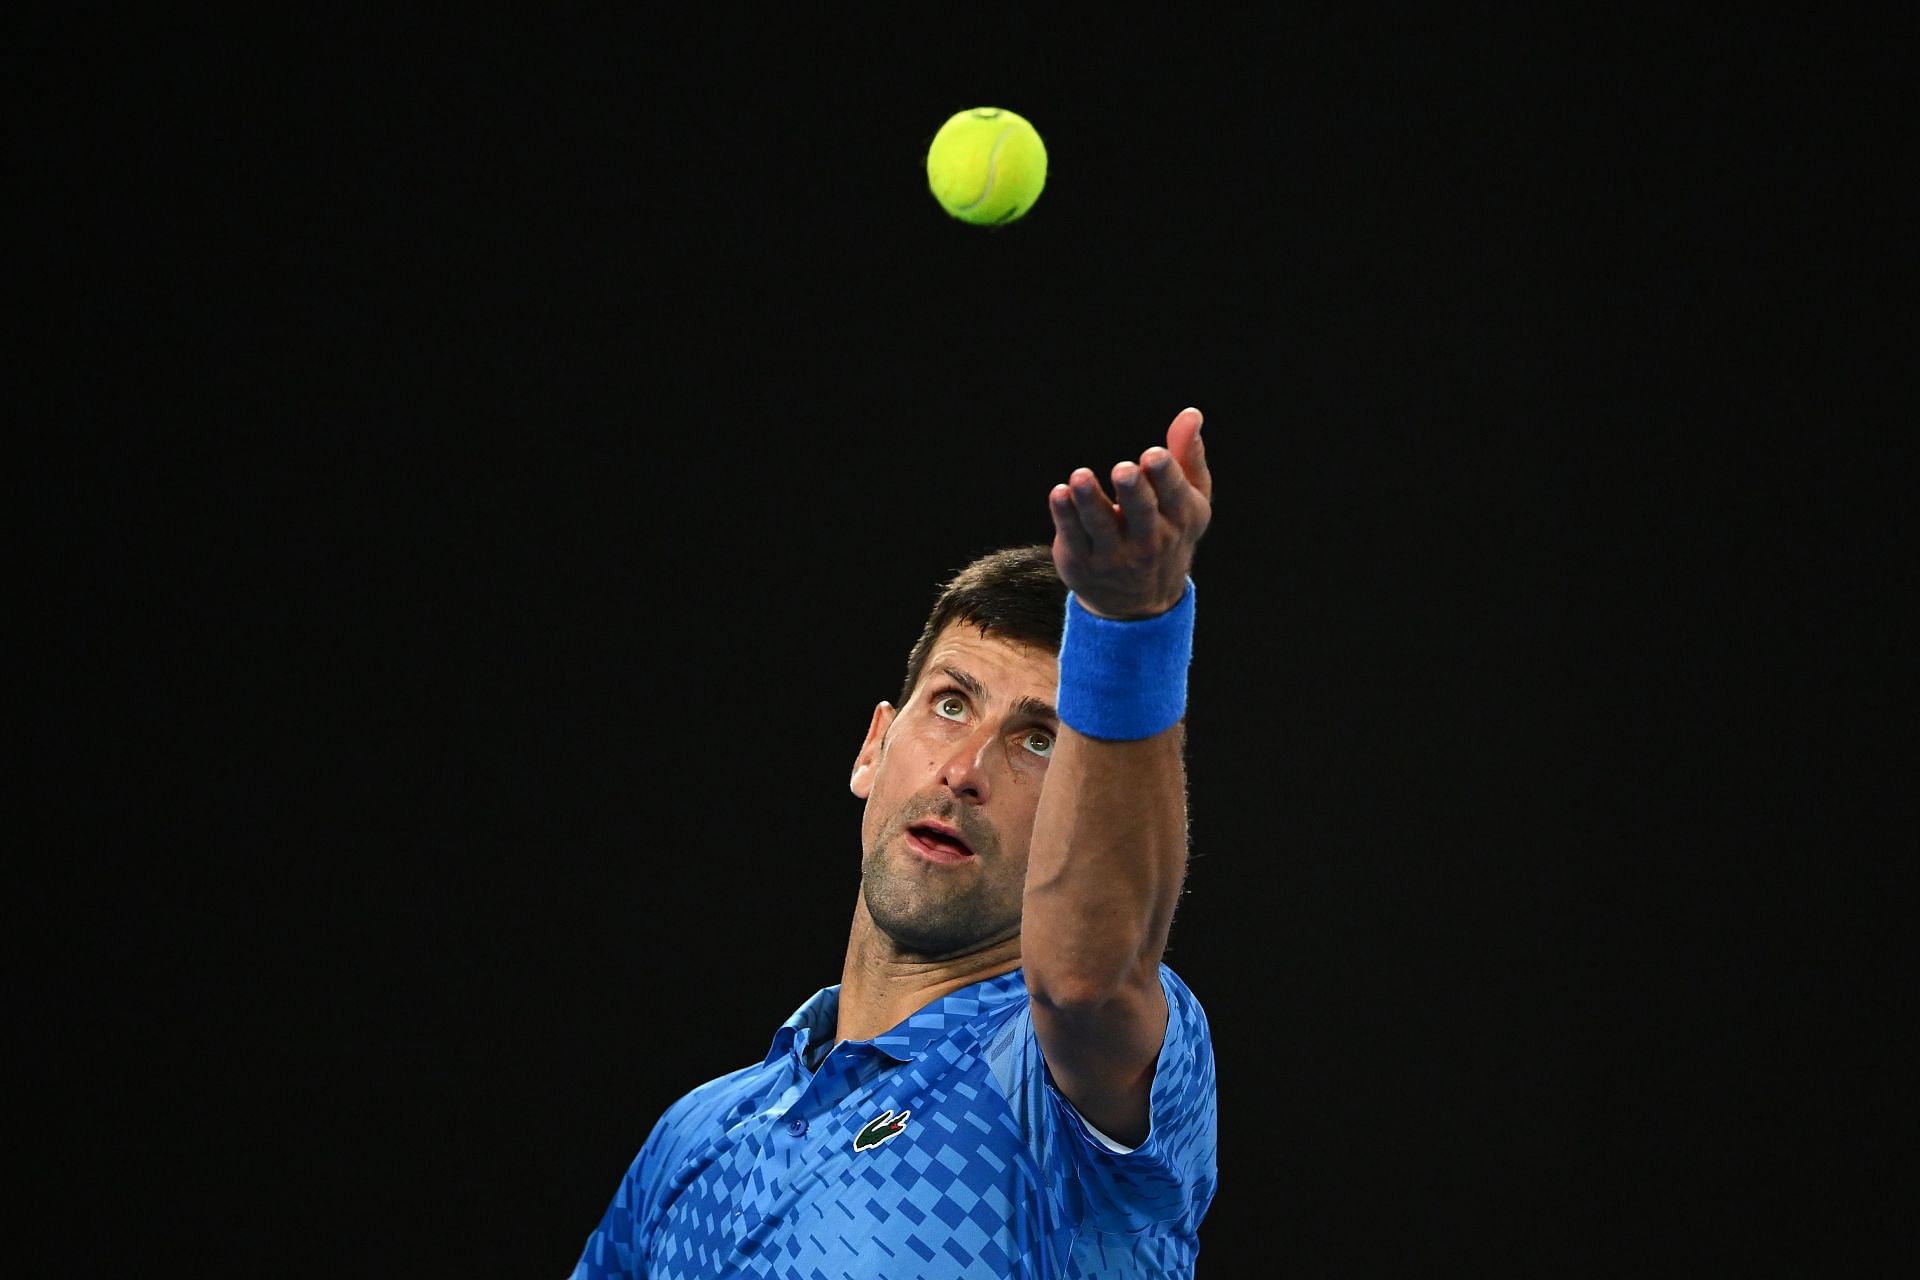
[1048, 406, 1214, 619]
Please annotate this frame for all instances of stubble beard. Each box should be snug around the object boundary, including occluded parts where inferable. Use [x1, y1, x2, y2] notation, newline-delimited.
[861, 800, 1022, 961]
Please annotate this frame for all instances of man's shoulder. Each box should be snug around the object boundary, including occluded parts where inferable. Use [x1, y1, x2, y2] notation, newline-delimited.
[989, 963, 1211, 1043]
[1156, 963, 1212, 1037]
[979, 963, 1214, 1094]
[1156, 960, 1203, 997]
[648, 1059, 772, 1139]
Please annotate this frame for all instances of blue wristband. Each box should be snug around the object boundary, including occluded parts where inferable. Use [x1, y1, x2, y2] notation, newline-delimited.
[1056, 580, 1196, 740]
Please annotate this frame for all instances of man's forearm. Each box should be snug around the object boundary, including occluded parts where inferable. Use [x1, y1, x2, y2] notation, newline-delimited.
[1020, 726, 1189, 1006]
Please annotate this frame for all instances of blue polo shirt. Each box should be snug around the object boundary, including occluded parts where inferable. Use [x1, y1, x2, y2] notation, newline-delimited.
[571, 964, 1216, 1278]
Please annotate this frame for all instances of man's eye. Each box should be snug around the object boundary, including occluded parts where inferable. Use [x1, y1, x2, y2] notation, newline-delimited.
[1022, 730, 1055, 758]
[935, 695, 966, 720]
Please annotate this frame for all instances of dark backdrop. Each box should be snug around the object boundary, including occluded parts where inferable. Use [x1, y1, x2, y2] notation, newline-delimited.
[24, 8, 1898, 1277]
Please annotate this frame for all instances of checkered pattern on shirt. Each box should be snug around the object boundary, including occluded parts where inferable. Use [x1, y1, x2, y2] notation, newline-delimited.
[571, 965, 1216, 1279]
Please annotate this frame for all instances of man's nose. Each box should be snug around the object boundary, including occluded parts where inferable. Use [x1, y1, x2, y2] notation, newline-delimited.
[937, 727, 996, 802]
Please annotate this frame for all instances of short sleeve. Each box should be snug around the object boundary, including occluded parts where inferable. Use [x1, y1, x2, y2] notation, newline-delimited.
[1044, 965, 1219, 1235]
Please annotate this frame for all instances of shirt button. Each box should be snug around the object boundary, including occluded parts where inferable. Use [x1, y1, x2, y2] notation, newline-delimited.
[786, 1118, 808, 1137]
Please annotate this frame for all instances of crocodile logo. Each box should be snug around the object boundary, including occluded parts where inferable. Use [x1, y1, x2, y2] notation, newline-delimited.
[853, 1108, 911, 1153]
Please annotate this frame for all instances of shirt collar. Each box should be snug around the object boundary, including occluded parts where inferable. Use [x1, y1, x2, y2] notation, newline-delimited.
[765, 983, 841, 1067]
[764, 969, 1029, 1066]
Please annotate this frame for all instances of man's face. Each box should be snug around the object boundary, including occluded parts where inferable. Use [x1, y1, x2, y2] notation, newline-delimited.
[849, 625, 1060, 960]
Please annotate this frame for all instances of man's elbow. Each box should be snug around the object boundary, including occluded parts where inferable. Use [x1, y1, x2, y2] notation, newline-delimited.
[1024, 950, 1161, 1012]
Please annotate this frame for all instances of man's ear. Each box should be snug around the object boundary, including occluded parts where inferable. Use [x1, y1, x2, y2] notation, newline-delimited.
[849, 701, 896, 799]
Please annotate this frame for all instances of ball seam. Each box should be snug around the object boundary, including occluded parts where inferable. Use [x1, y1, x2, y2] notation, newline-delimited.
[957, 124, 1016, 214]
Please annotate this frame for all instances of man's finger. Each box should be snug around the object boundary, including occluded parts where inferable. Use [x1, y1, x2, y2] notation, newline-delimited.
[1111, 460, 1160, 542]
[1142, 445, 1202, 525]
[1066, 467, 1123, 551]
[1049, 483, 1093, 562]
[1164, 406, 1213, 501]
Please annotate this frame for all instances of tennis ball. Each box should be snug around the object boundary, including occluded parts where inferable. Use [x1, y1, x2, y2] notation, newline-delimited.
[925, 107, 1047, 225]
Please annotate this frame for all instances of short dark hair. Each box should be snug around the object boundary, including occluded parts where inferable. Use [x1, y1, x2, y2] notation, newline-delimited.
[897, 545, 1065, 707]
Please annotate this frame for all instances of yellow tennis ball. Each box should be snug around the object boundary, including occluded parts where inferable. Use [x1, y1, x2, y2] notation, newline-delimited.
[925, 106, 1048, 225]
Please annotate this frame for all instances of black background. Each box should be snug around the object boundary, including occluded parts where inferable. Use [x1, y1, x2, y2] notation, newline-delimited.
[22, 8, 1901, 1277]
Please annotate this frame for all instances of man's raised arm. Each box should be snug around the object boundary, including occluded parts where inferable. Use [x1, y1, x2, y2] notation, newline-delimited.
[1022, 406, 1214, 1147]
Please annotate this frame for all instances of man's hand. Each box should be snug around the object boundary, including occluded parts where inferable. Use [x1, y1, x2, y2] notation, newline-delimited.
[1027, 404, 1214, 1144]
[1048, 406, 1213, 619]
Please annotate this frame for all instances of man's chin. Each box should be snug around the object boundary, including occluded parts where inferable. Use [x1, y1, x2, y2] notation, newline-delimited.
[866, 894, 967, 956]
[869, 905, 1020, 964]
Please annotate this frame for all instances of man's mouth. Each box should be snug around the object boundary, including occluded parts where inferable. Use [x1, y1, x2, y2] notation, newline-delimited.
[905, 821, 975, 863]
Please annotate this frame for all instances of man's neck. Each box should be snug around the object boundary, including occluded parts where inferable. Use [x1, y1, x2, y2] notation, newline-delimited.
[832, 897, 1022, 1045]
